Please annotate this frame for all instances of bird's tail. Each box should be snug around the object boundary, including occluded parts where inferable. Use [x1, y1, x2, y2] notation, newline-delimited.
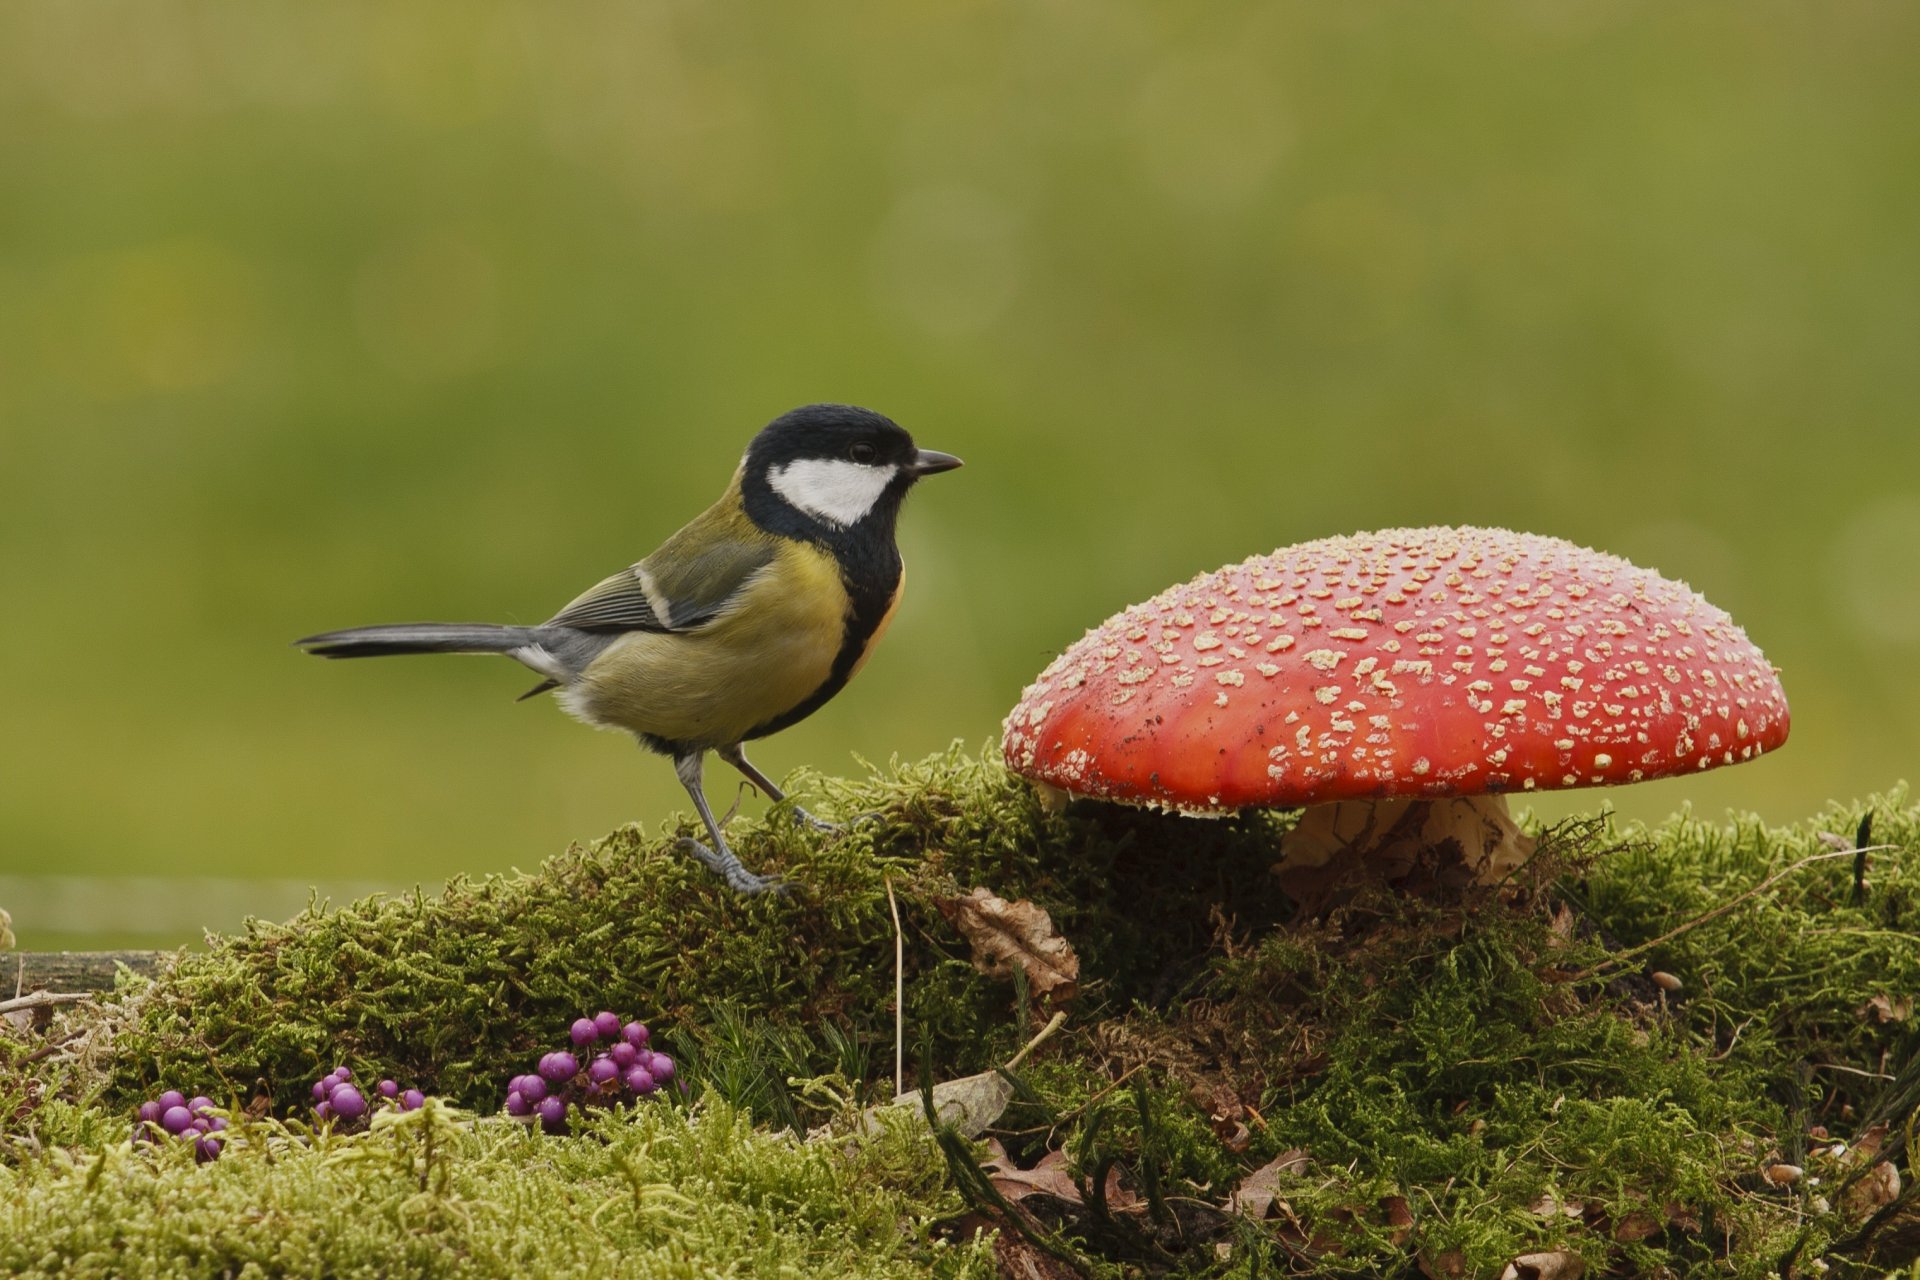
[295, 622, 539, 659]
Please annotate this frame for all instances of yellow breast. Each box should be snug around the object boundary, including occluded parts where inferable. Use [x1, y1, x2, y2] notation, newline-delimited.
[563, 542, 850, 749]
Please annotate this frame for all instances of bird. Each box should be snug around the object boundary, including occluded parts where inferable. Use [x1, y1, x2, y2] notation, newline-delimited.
[296, 404, 963, 896]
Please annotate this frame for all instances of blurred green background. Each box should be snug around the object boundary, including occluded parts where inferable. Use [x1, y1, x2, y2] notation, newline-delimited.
[2, 1, 1915, 950]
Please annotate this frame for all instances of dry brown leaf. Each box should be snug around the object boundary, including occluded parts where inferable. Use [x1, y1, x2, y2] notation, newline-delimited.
[991, 1231, 1080, 1280]
[1861, 993, 1914, 1024]
[1843, 1161, 1903, 1220]
[979, 1139, 1137, 1211]
[1499, 1251, 1585, 1280]
[1611, 1212, 1660, 1243]
[1382, 1194, 1414, 1246]
[1419, 1248, 1468, 1279]
[1528, 1193, 1584, 1220]
[1546, 902, 1577, 947]
[938, 888, 1080, 1005]
[1228, 1149, 1309, 1219]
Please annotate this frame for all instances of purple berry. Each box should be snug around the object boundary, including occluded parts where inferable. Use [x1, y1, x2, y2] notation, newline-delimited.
[402, 1089, 425, 1111]
[137, 1101, 163, 1125]
[188, 1096, 214, 1117]
[378, 1079, 399, 1099]
[593, 1011, 621, 1038]
[195, 1136, 222, 1163]
[207, 1116, 229, 1132]
[647, 1053, 675, 1083]
[315, 1100, 334, 1122]
[535, 1096, 567, 1131]
[332, 1067, 352, 1082]
[161, 1106, 194, 1135]
[622, 1021, 649, 1047]
[538, 1052, 579, 1084]
[610, 1042, 639, 1068]
[569, 1018, 598, 1047]
[330, 1085, 368, 1121]
[588, 1057, 620, 1086]
[506, 1090, 531, 1117]
[625, 1066, 656, 1095]
[157, 1090, 187, 1111]
[519, 1075, 549, 1103]
[311, 1079, 330, 1102]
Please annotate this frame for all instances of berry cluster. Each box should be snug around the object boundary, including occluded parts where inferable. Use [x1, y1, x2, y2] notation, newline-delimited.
[134, 1091, 228, 1162]
[505, 1011, 677, 1133]
[310, 1066, 427, 1128]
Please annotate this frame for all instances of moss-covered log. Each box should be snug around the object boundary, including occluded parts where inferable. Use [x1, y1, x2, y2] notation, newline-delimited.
[7, 950, 164, 995]
[2, 749, 1916, 1279]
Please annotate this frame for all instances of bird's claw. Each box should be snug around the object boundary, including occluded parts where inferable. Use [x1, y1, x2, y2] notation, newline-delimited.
[785, 805, 887, 835]
[787, 804, 843, 834]
[674, 837, 792, 898]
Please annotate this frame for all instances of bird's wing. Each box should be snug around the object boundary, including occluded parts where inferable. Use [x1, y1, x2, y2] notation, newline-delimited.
[546, 509, 778, 634]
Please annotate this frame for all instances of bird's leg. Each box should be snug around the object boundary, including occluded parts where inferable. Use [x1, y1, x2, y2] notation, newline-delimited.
[716, 744, 841, 833]
[672, 751, 788, 896]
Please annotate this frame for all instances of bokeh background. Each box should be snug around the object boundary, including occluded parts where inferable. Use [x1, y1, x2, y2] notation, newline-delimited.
[2, 1, 1915, 951]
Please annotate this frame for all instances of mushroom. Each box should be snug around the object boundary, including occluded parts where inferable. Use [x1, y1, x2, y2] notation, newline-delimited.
[1002, 527, 1789, 896]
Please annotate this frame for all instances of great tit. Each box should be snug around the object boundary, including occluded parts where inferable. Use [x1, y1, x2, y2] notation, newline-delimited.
[297, 403, 962, 896]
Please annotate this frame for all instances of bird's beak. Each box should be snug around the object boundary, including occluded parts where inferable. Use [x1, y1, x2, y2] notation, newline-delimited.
[908, 449, 964, 476]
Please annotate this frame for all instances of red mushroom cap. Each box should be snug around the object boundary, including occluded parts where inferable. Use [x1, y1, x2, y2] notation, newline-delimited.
[1003, 527, 1790, 813]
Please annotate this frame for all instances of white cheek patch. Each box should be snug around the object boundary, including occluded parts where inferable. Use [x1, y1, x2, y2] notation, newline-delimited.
[768, 458, 898, 527]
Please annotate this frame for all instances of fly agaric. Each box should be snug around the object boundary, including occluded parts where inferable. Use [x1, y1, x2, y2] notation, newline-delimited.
[1002, 527, 1789, 894]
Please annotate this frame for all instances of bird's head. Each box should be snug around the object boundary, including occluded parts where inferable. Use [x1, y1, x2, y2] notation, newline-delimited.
[741, 404, 962, 533]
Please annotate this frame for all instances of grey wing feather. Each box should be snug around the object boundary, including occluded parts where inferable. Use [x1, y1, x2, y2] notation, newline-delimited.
[546, 570, 670, 632]
[544, 528, 777, 636]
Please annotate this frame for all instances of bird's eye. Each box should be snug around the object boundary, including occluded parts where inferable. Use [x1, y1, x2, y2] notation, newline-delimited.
[849, 442, 878, 465]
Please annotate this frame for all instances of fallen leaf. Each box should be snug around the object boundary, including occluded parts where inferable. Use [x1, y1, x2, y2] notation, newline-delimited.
[1842, 1162, 1903, 1220]
[1853, 1122, 1890, 1164]
[938, 888, 1080, 1005]
[1663, 1201, 1702, 1234]
[1229, 1149, 1309, 1219]
[858, 1070, 1015, 1140]
[979, 1139, 1137, 1211]
[1860, 994, 1914, 1024]
[1419, 1249, 1467, 1279]
[1528, 1193, 1584, 1220]
[1500, 1251, 1585, 1280]
[1546, 902, 1577, 946]
[1382, 1194, 1414, 1246]
[0, 904, 13, 951]
[1611, 1211, 1660, 1242]
[992, 1231, 1079, 1280]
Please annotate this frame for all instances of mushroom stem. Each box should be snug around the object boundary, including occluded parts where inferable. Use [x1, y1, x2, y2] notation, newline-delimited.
[1273, 793, 1536, 898]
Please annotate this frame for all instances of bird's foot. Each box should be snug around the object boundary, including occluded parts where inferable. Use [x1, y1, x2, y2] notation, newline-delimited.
[675, 837, 791, 897]
[786, 804, 843, 834]
[783, 805, 890, 835]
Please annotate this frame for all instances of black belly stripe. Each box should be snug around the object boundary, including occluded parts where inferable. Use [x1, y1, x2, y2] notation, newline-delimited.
[744, 556, 901, 742]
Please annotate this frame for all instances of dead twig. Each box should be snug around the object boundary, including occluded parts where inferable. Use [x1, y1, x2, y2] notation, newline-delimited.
[0, 990, 93, 1017]
[885, 873, 904, 1097]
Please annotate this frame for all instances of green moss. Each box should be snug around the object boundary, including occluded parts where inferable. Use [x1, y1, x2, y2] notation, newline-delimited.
[3, 751, 1917, 1278]
[0, 1097, 994, 1279]
[93, 744, 1299, 1118]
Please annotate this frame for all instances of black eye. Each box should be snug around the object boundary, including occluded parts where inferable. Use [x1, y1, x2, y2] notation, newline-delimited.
[849, 442, 878, 464]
